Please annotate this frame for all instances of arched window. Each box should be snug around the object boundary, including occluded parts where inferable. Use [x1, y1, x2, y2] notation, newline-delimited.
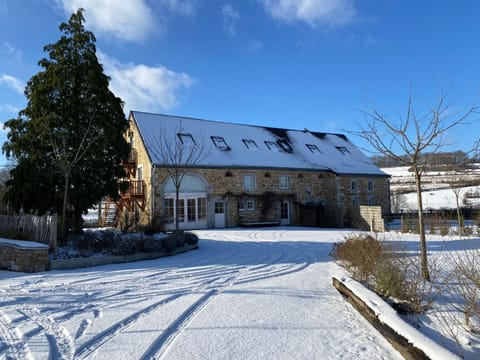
[164, 175, 206, 194]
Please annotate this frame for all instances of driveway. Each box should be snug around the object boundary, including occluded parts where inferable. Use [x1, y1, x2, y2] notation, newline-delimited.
[0, 228, 401, 359]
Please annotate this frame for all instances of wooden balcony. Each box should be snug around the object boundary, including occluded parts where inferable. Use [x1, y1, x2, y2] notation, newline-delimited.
[121, 149, 138, 178]
[118, 180, 145, 212]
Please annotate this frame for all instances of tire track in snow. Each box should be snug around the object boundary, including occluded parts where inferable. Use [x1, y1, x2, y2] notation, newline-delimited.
[0, 309, 32, 360]
[139, 289, 218, 360]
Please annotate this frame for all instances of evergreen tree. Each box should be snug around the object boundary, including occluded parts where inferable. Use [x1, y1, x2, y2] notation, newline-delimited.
[2, 9, 129, 241]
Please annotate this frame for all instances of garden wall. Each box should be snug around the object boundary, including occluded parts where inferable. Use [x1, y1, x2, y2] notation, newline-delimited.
[0, 239, 49, 272]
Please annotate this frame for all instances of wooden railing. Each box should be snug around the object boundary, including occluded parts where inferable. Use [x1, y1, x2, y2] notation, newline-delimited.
[121, 180, 145, 196]
[122, 149, 138, 177]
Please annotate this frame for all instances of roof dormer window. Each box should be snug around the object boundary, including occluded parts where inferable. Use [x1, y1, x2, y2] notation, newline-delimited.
[178, 133, 196, 145]
[211, 136, 230, 150]
[306, 144, 321, 153]
[265, 141, 280, 151]
[243, 139, 258, 150]
[336, 146, 351, 155]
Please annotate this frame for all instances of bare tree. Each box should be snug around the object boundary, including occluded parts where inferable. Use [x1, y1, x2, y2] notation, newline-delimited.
[148, 123, 209, 232]
[353, 87, 478, 280]
[391, 190, 409, 213]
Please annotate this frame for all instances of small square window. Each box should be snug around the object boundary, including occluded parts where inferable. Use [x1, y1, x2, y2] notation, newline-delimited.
[243, 139, 258, 149]
[211, 136, 230, 150]
[246, 200, 255, 211]
[178, 133, 195, 145]
[306, 144, 321, 153]
[244, 174, 255, 191]
[279, 175, 290, 189]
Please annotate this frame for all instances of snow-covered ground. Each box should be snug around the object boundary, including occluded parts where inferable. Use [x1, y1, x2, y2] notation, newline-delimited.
[0, 228, 407, 360]
[2, 228, 479, 359]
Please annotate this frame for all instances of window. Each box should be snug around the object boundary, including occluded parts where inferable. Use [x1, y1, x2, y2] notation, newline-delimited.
[211, 136, 230, 150]
[265, 141, 280, 151]
[368, 180, 374, 192]
[336, 146, 351, 155]
[243, 139, 258, 149]
[368, 196, 375, 206]
[237, 200, 245, 211]
[277, 139, 292, 153]
[306, 144, 321, 153]
[238, 199, 255, 211]
[198, 198, 207, 220]
[215, 201, 224, 214]
[351, 180, 357, 192]
[187, 199, 196, 222]
[279, 175, 290, 189]
[352, 196, 358, 207]
[164, 198, 174, 223]
[244, 174, 255, 191]
[178, 133, 195, 145]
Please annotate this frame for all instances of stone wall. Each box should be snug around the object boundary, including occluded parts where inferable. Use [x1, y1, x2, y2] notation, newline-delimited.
[0, 241, 49, 272]
[148, 167, 390, 229]
[350, 206, 385, 232]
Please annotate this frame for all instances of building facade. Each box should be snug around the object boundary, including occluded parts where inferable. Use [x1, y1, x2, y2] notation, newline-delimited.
[115, 111, 391, 230]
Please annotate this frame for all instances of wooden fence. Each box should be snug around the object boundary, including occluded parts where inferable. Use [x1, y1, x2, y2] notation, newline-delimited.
[0, 214, 57, 253]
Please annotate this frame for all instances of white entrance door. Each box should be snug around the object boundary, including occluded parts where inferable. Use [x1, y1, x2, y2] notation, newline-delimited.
[214, 200, 225, 228]
[280, 200, 290, 225]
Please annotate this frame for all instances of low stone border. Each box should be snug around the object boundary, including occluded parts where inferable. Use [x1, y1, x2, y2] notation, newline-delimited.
[0, 239, 49, 273]
[50, 244, 198, 270]
[332, 276, 459, 360]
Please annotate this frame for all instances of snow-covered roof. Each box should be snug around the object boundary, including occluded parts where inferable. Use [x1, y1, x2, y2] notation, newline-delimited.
[131, 111, 387, 176]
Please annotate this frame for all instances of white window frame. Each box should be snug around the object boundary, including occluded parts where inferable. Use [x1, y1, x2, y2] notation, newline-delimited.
[352, 196, 358, 207]
[237, 200, 246, 211]
[246, 199, 255, 211]
[368, 196, 375, 206]
[243, 174, 256, 191]
[279, 175, 290, 189]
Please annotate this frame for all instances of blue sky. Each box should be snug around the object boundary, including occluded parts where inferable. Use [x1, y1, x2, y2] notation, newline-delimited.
[1, 0, 479, 166]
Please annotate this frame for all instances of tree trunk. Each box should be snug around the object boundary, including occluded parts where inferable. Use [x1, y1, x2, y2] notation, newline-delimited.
[61, 172, 70, 246]
[414, 169, 430, 281]
[175, 185, 180, 233]
[455, 193, 464, 236]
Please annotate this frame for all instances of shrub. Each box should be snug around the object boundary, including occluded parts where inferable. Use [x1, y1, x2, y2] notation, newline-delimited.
[112, 235, 139, 256]
[375, 260, 407, 300]
[142, 236, 164, 252]
[162, 236, 176, 253]
[185, 232, 199, 246]
[330, 234, 382, 283]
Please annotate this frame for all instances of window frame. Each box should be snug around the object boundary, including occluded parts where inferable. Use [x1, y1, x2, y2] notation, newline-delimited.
[243, 174, 256, 191]
[242, 139, 258, 149]
[265, 141, 280, 151]
[177, 133, 196, 145]
[336, 146, 351, 155]
[279, 175, 290, 189]
[351, 179, 358, 192]
[211, 136, 230, 150]
[306, 144, 321, 153]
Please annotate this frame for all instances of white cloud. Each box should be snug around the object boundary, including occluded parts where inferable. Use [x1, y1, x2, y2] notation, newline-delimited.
[0, 74, 25, 95]
[56, 0, 157, 42]
[222, 4, 240, 35]
[0, 104, 19, 114]
[159, 0, 197, 16]
[98, 52, 195, 112]
[3, 42, 22, 61]
[247, 40, 264, 53]
[259, 0, 356, 27]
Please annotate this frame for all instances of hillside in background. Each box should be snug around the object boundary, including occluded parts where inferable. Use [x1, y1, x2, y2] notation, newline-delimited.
[381, 165, 480, 212]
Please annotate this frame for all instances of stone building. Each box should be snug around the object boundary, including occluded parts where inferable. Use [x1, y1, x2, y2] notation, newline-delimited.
[114, 111, 390, 230]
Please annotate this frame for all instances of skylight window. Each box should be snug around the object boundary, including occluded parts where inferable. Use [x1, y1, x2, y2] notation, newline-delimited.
[306, 144, 321, 153]
[177, 133, 195, 145]
[265, 141, 280, 151]
[277, 139, 292, 153]
[336, 146, 351, 155]
[211, 136, 230, 150]
[242, 139, 258, 150]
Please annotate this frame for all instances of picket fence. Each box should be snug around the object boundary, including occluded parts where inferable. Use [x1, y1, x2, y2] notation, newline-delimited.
[0, 214, 57, 252]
